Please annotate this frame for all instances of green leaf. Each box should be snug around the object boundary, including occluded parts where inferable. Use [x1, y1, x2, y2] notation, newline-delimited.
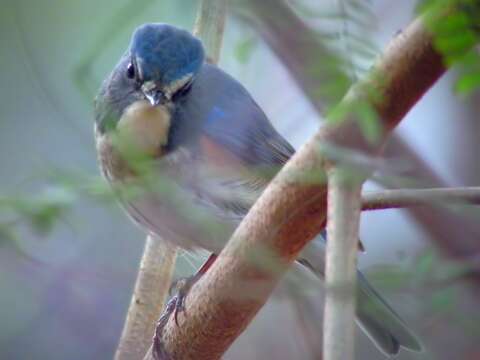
[455, 71, 480, 95]
[366, 265, 412, 291]
[416, 251, 436, 276]
[356, 101, 382, 143]
[430, 287, 456, 313]
[234, 37, 257, 64]
[435, 32, 477, 60]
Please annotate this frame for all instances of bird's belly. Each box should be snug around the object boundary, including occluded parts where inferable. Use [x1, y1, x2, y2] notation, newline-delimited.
[123, 185, 236, 253]
[94, 110, 237, 253]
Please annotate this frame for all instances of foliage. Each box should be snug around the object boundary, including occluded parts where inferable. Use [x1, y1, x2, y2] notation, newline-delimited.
[419, 0, 480, 95]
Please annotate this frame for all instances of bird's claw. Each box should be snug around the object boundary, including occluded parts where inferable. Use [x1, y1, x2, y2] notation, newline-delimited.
[168, 274, 201, 326]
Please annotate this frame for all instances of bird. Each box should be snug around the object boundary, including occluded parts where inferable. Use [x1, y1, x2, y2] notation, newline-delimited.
[94, 23, 422, 356]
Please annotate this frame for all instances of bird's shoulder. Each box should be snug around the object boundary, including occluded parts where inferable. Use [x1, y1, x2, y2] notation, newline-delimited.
[171, 63, 295, 176]
[163, 63, 296, 219]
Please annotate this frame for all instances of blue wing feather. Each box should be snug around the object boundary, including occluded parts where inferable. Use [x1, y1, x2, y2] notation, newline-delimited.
[167, 63, 295, 218]
[171, 63, 294, 172]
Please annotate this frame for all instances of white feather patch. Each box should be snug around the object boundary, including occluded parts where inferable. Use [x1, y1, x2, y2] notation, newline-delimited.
[163, 73, 193, 99]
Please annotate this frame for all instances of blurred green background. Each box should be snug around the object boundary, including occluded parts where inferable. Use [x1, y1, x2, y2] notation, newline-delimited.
[1, 0, 480, 359]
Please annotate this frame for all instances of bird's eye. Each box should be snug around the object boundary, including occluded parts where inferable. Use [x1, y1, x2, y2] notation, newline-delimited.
[126, 62, 136, 79]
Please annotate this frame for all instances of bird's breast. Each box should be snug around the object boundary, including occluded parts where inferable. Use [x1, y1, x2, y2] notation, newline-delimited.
[117, 100, 171, 155]
[95, 100, 172, 182]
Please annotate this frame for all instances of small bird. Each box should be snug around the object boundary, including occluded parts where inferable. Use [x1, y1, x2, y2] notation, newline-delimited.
[94, 23, 422, 356]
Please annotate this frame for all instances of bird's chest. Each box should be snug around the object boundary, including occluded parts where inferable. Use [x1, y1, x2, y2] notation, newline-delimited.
[95, 133, 135, 181]
[95, 100, 172, 182]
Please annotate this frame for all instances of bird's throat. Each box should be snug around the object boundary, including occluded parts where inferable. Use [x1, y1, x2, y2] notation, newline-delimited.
[95, 100, 171, 182]
[117, 100, 171, 155]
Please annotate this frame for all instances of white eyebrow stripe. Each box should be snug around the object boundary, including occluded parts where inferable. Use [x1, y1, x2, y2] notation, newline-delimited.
[164, 73, 193, 99]
[135, 55, 144, 81]
[141, 81, 157, 93]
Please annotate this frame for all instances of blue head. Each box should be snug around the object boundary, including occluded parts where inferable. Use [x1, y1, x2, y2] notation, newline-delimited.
[130, 23, 205, 105]
[95, 23, 206, 134]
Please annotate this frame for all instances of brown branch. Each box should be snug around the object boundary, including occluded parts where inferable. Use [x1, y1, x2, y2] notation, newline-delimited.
[362, 187, 480, 211]
[239, 0, 480, 263]
[155, 8, 456, 360]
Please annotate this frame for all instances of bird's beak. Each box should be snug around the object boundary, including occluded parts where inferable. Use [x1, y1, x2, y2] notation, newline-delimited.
[141, 82, 166, 107]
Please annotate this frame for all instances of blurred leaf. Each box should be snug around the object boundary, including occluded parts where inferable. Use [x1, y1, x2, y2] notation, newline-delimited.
[416, 251, 436, 277]
[0, 223, 37, 260]
[453, 66, 480, 97]
[420, 0, 480, 95]
[0, 224, 18, 247]
[435, 32, 477, 60]
[366, 265, 412, 291]
[0, 186, 76, 236]
[430, 287, 456, 312]
[28, 188, 75, 234]
[234, 36, 257, 64]
[356, 101, 382, 143]
[344, 0, 377, 21]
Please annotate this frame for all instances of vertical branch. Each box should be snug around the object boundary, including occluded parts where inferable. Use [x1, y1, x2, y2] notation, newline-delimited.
[323, 168, 363, 360]
[193, 0, 227, 63]
[115, 236, 177, 360]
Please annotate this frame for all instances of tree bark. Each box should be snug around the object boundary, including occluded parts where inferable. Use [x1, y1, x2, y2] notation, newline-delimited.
[362, 187, 480, 211]
[239, 0, 480, 263]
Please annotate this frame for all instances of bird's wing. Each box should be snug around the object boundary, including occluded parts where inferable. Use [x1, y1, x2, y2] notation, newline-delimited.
[167, 63, 295, 220]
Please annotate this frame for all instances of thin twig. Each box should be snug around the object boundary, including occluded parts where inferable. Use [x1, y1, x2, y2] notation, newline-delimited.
[362, 187, 480, 211]
[323, 169, 363, 360]
[115, 236, 177, 360]
[193, 0, 227, 64]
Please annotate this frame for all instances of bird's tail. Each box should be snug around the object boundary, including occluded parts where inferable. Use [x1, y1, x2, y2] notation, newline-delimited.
[299, 240, 422, 355]
[355, 271, 422, 355]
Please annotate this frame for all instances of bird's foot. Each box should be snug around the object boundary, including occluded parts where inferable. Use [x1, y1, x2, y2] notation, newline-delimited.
[151, 276, 200, 360]
[152, 297, 177, 360]
[156, 253, 218, 332]
[169, 273, 202, 325]
[152, 254, 218, 358]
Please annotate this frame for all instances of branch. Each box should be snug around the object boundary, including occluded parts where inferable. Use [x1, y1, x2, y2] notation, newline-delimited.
[115, 236, 177, 360]
[321, 181, 480, 360]
[323, 169, 363, 360]
[362, 187, 480, 211]
[193, 0, 227, 64]
[382, 135, 480, 260]
[239, 0, 480, 262]
[155, 7, 458, 359]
